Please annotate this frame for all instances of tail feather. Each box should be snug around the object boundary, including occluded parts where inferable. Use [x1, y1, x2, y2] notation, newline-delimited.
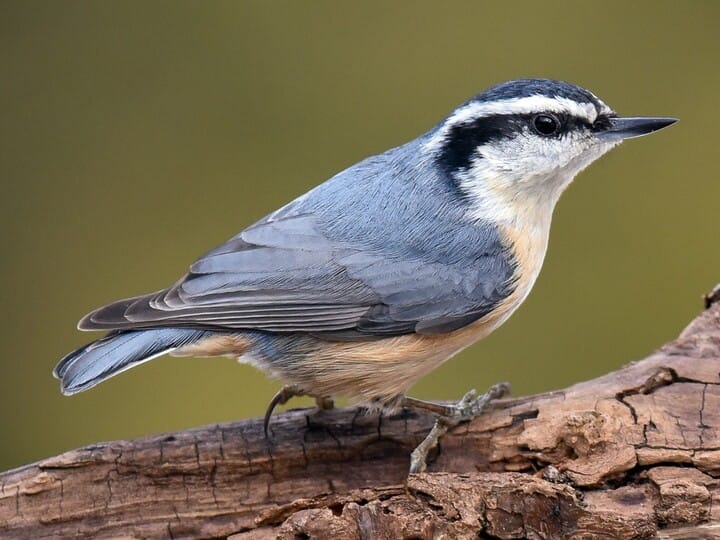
[54, 328, 211, 395]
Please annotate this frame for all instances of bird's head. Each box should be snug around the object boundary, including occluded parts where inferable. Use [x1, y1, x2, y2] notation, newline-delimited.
[424, 79, 676, 224]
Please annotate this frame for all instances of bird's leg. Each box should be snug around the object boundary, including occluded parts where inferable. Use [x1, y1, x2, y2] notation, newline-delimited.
[264, 384, 334, 437]
[403, 382, 510, 473]
[314, 395, 335, 411]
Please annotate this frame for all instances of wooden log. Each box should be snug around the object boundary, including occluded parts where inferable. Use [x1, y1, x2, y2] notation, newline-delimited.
[1, 287, 719, 539]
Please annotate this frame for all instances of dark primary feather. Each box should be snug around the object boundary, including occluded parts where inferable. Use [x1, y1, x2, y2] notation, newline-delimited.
[80, 125, 518, 338]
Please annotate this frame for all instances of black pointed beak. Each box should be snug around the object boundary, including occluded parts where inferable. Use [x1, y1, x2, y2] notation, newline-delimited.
[598, 116, 678, 141]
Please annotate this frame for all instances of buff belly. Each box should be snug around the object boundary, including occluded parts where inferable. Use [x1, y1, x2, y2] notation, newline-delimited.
[172, 280, 531, 406]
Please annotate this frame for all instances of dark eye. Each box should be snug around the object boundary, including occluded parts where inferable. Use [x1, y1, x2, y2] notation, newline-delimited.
[533, 114, 560, 136]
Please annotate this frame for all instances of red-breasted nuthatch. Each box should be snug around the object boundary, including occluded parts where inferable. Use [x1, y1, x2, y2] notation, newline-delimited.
[55, 79, 676, 471]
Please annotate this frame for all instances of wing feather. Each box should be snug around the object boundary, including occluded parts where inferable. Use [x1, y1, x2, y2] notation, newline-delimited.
[80, 145, 518, 337]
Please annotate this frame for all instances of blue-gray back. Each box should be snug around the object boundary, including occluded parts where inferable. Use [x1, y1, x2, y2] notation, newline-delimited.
[80, 136, 518, 338]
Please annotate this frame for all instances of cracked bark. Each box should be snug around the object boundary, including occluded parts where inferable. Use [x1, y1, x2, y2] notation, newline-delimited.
[2, 290, 720, 539]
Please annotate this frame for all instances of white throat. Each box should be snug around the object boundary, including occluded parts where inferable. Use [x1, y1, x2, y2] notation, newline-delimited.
[457, 138, 621, 232]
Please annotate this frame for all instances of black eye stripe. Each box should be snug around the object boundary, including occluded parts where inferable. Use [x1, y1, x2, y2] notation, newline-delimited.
[435, 112, 588, 174]
[591, 114, 613, 131]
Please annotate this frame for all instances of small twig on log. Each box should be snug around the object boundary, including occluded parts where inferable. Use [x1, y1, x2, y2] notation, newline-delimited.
[1, 286, 720, 539]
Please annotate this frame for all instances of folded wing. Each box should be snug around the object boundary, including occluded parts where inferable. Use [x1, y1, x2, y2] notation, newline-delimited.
[80, 202, 516, 338]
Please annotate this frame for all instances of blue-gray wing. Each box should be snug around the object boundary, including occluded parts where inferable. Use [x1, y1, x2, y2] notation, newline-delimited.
[79, 207, 517, 338]
[80, 143, 518, 338]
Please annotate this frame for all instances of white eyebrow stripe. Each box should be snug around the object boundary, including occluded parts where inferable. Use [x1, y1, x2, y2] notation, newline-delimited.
[448, 96, 600, 125]
[424, 94, 613, 152]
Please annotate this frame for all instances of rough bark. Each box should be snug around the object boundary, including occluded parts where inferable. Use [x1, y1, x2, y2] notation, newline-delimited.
[2, 287, 720, 539]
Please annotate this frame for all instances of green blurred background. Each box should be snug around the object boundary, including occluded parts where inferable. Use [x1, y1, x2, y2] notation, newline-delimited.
[1, 1, 719, 472]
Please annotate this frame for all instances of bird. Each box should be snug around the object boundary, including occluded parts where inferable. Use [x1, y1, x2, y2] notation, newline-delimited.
[54, 79, 675, 471]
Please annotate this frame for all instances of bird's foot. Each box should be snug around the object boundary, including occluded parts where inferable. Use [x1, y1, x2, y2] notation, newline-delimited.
[403, 382, 510, 473]
[264, 384, 334, 437]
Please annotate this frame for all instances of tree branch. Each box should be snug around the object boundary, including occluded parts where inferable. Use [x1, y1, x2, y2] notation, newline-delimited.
[2, 288, 720, 539]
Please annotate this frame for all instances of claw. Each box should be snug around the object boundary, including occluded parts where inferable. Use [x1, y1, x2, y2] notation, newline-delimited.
[263, 385, 336, 437]
[264, 384, 305, 437]
[404, 382, 511, 473]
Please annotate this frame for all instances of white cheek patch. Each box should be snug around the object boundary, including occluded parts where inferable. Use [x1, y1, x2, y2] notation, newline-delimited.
[475, 132, 576, 178]
[457, 131, 621, 225]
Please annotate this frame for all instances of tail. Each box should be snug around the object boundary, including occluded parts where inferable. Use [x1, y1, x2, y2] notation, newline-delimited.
[54, 328, 212, 395]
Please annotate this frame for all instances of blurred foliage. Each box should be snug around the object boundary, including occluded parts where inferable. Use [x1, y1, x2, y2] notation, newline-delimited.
[1, 1, 719, 472]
